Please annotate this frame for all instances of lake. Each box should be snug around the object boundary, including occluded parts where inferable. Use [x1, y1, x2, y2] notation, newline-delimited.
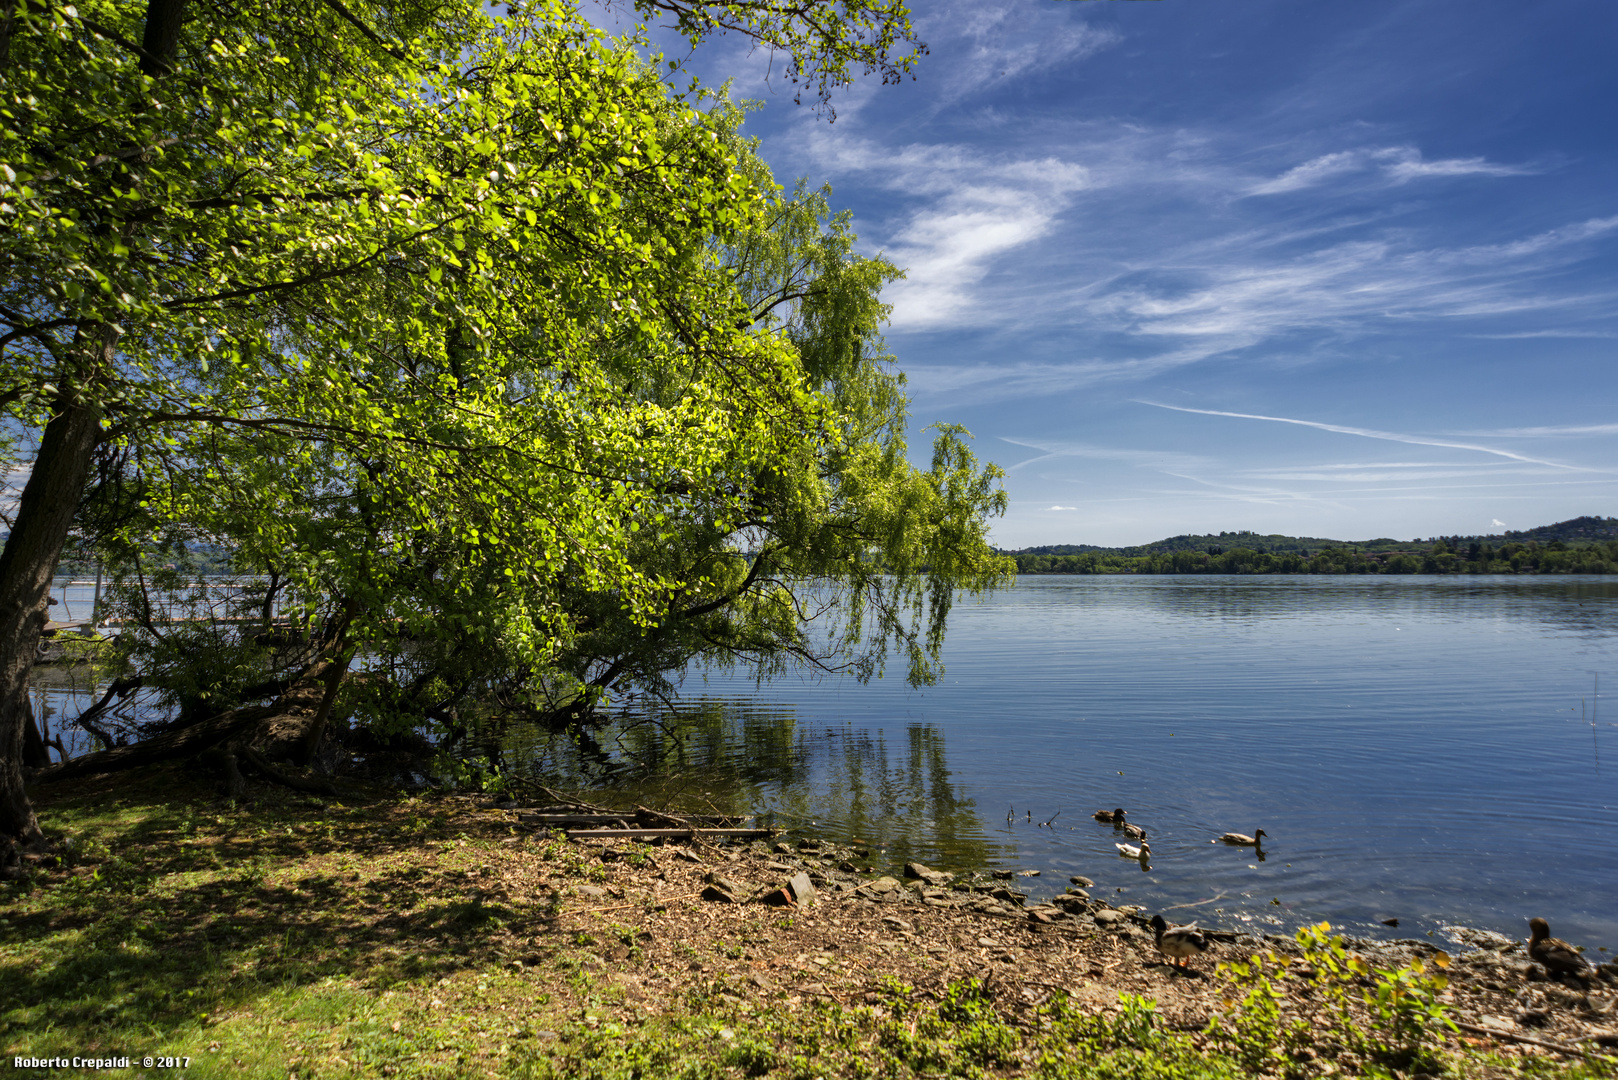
[34, 574, 1618, 954]
[511, 575, 1618, 953]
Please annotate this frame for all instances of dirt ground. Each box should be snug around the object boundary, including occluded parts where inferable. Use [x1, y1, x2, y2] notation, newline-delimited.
[454, 799, 1618, 1063]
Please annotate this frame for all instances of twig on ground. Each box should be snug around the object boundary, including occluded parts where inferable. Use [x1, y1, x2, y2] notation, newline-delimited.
[1454, 1020, 1586, 1055]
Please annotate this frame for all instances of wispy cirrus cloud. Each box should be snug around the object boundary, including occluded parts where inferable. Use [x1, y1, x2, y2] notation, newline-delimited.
[1248, 145, 1541, 196]
[798, 134, 1093, 329]
[1449, 422, 1618, 438]
[997, 435, 1214, 474]
[1135, 402, 1597, 471]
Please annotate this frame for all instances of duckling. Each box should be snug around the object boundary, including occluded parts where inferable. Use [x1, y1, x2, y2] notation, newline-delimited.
[1150, 914, 1211, 972]
[1116, 840, 1150, 864]
[1121, 821, 1148, 840]
[1214, 829, 1267, 847]
[1094, 808, 1127, 824]
[1528, 918, 1592, 980]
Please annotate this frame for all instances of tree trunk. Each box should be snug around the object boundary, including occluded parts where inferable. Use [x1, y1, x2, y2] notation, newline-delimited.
[0, 324, 116, 866]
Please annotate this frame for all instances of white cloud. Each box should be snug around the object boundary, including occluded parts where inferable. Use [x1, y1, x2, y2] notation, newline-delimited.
[1247, 145, 1538, 196]
[1451, 422, 1618, 438]
[1046, 505, 1078, 511]
[1248, 151, 1366, 195]
[1492, 519, 1507, 527]
[1377, 147, 1537, 183]
[797, 132, 1093, 330]
[1136, 401, 1605, 472]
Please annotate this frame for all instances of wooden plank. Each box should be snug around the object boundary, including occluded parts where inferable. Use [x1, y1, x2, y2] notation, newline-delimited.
[564, 828, 775, 839]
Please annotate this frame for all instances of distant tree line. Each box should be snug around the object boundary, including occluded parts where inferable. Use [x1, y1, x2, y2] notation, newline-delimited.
[1013, 538, 1618, 576]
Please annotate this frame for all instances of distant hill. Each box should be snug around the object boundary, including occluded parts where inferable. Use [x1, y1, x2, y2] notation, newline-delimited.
[1003, 516, 1618, 557]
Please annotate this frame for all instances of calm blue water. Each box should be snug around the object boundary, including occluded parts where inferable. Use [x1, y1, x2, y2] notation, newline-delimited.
[37, 575, 1618, 952]
[522, 576, 1618, 952]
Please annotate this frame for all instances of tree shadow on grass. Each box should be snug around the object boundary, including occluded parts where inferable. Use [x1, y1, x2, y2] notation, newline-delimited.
[4, 763, 554, 1057]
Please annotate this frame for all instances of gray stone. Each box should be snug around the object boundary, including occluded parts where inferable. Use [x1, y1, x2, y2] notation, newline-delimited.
[1093, 909, 1127, 926]
[787, 871, 817, 907]
[1065, 887, 1090, 900]
[1070, 876, 1095, 888]
[577, 885, 607, 899]
[903, 861, 953, 885]
[1449, 927, 1519, 952]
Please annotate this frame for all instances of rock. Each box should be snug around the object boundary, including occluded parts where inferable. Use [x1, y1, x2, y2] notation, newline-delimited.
[1070, 876, 1095, 888]
[881, 916, 913, 932]
[577, 885, 607, 899]
[1053, 894, 1091, 914]
[1065, 887, 1090, 900]
[766, 861, 798, 873]
[787, 871, 817, 907]
[774, 842, 794, 855]
[991, 869, 1015, 880]
[758, 887, 794, 907]
[903, 862, 953, 885]
[669, 846, 702, 863]
[701, 873, 745, 903]
[1018, 869, 1041, 877]
[1449, 927, 1519, 952]
[989, 887, 1026, 906]
[983, 904, 1009, 916]
[1093, 909, 1127, 926]
[1026, 909, 1055, 924]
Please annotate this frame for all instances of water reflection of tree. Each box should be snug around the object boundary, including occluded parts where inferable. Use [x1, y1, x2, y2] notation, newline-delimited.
[498, 699, 1009, 870]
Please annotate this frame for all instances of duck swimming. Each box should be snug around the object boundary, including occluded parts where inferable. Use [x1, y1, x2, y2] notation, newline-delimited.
[1214, 829, 1267, 847]
[1094, 808, 1127, 824]
[1116, 841, 1150, 864]
[1150, 914, 1211, 972]
[1528, 918, 1591, 979]
[1121, 821, 1148, 840]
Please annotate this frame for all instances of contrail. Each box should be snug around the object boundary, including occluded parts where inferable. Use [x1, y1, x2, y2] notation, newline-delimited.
[1136, 402, 1590, 471]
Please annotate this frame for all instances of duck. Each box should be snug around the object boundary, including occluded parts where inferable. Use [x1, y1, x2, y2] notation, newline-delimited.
[1121, 821, 1148, 840]
[1150, 914, 1211, 971]
[1094, 808, 1127, 824]
[1116, 840, 1150, 864]
[1528, 918, 1591, 980]
[1213, 829, 1267, 847]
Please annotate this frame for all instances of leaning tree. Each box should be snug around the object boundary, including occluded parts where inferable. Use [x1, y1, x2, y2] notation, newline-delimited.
[0, 0, 927, 866]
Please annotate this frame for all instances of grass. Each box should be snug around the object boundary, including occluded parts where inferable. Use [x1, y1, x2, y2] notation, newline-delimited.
[5, 765, 1616, 1079]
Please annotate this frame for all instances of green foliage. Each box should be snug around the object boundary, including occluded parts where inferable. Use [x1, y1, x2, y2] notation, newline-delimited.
[4, 0, 1005, 754]
[624, 0, 927, 116]
[1012, 518, 1618, 575]
[1210, 921, 1458, 1078]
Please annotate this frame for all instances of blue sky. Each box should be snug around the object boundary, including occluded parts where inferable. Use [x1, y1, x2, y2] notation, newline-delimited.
[622, 1, 1618, 547]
